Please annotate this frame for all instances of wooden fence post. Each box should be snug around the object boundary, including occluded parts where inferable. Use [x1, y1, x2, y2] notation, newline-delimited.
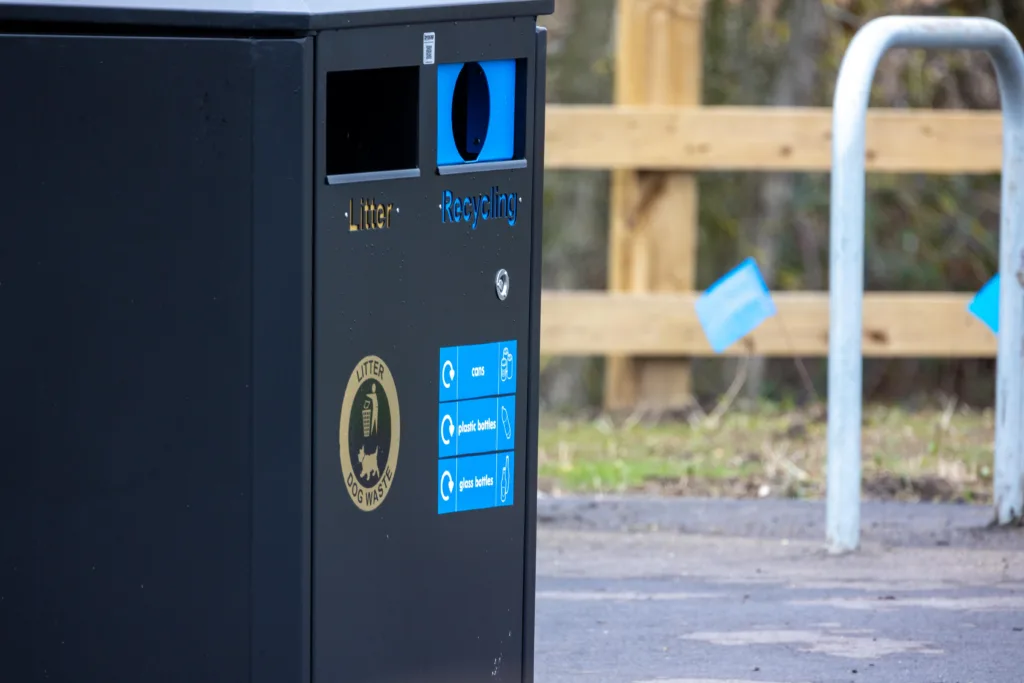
[605, 0, 706, 411]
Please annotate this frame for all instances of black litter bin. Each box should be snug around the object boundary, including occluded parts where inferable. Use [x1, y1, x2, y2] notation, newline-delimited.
[0, 1, 553, 681]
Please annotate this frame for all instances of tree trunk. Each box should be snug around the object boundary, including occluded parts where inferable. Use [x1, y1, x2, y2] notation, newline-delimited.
[744, 0, 827, 400]
[538, 0, 615, 411]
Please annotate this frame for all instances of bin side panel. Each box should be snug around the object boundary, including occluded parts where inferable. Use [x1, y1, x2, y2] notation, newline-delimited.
[0, 34, 256, 683]
[311, 18, 537, 683]
[521, 26, 547, 683]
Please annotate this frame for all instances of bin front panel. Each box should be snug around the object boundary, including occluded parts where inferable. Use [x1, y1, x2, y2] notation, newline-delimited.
[312, 17, 539, 683]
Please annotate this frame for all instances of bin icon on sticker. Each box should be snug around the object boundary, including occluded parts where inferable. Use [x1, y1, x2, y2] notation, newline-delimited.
[500, 347, 514, 383]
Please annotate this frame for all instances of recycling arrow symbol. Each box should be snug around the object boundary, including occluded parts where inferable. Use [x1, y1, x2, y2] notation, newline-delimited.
[441, 414, 455, 445]
[440, 470, 454, 502]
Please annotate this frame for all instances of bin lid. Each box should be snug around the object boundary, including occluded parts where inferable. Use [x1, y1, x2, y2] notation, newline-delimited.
[0, 0, 554, 32]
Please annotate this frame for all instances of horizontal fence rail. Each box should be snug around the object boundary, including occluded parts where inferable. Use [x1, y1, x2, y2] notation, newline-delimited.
[539, 104, 1003, 362]
[545, 105, 1003, 173]
[539, 291, 996, 357]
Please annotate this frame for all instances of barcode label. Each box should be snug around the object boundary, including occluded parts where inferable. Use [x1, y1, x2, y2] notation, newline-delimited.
[423, 32, 435, 65]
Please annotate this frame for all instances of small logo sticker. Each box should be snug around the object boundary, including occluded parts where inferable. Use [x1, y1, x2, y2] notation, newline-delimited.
[339, 355, 401, 512]
[423, 32, 436, 65]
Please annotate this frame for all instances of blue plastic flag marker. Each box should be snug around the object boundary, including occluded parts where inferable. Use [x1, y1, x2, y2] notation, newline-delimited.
[967, 273, 1000, 334]
[695, 257, 777, 353]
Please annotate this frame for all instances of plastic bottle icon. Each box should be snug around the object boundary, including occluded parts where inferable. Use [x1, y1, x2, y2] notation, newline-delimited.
[500, 455, 510, 503]
[500, 347, 514, 383]
[500, 406, 512, 440]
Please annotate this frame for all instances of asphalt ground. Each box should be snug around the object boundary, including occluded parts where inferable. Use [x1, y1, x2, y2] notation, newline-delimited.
[534, 496, 1024, 683]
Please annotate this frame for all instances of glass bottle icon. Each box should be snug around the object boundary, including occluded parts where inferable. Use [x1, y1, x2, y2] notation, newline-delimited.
[500, 454, 510, 503]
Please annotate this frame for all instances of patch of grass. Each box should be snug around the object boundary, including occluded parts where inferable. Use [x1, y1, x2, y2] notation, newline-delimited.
[538, 403, 995, 502]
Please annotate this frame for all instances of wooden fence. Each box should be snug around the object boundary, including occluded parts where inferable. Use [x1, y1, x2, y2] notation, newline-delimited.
[537, 0, 1004, 410]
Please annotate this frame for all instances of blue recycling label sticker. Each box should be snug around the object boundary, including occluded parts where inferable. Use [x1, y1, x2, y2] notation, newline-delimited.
[438, 340, 517, 403]
[437, 451, 514, 515]
[438, 396, 515, 458]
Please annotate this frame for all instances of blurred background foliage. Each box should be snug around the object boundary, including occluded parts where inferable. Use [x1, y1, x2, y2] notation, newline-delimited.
[536, 0, 1020, 413]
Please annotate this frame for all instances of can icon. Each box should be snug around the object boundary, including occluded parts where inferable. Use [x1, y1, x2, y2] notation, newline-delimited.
[500, 347, 514, 383]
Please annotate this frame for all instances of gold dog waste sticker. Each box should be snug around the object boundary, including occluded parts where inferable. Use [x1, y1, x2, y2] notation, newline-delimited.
[339, 355, 400, 512]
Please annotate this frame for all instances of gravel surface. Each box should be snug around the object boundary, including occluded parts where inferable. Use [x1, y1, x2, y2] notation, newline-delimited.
[534, 496, 1024, 683]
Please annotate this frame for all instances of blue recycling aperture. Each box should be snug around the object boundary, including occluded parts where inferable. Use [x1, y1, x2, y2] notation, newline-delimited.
[437, 59, 517, 167]
[695, 257, 777, 354]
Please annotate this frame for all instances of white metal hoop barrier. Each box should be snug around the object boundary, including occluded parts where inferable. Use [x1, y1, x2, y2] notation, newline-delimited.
[827, 15, 1024, 553]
